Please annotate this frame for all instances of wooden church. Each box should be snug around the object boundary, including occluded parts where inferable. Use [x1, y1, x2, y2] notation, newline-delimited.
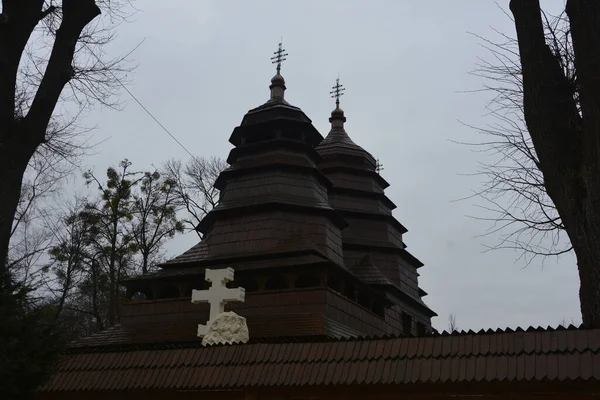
[39, 45, 600, 399]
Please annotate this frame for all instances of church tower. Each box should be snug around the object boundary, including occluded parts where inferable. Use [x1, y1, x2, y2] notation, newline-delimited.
[316, 79, 436, 335]
[116, 45, 436, 345]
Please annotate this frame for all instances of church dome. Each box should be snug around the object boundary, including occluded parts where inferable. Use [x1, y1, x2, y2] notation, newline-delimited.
[316, 105, 377, 170]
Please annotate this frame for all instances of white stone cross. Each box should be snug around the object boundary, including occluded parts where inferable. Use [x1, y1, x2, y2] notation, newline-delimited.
[191, 267, 245, 338]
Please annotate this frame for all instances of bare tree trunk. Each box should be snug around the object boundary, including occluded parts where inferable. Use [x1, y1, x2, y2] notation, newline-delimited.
[510, 0, 600, 326]
[0, 144, 31, 268]
[0, 0, 101, 269]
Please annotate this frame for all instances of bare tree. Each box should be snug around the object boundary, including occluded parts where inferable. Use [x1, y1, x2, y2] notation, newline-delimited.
[130, 171, 184, 274]
[447, 313, 458, 333]
[474, 0, 600, 326]
[464, 7, 574, 263]
[8, 150, 71, 287]
[0, 0, 134, 271]
[163, 156, 226, 237]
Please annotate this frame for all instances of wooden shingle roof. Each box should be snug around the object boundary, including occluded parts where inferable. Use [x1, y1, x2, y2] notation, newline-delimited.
[40, 326, 600, 392]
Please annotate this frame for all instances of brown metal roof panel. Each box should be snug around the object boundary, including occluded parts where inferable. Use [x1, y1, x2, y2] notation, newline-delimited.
[248, 362, 265, 386]
[544, 353, 559, 381]
[569, 329, 588, 351]
[362, 359, 376, 384]
[432, 335, 443, 357]
[495, 355, 508, 381]
[449, 335, 460, 356]
[390, 359, 407, 384]
[566, 352, 582, 381]
[406, 338, 419, 358]
[226, 364, 243, 388]
[429, 357, 441, 383]
[513, 331, 525, 354]
[462, 335, 473, 357]
[408, 358, 422, 383]
[264, 342, 279, 363]
[299, 361, 312, 385]
[235, 362, 252, 388]
[489, 333, 499, 355]
[316, 361, 330, 386]
[261, 362, 277, 386]
[381, 339, 396, 359]
[380, 338, 396, 359]
[109, 367, 126, 390]
[534, 353, 547, 381]
[524, 353, 536, 381]
[552, 352, 568, 382]
[380, 358, 393, 384]
[167, 366, 182, 389]
[321, 362, 335, 386]
[419, 358, 432, 383]
[306, 359, 322, 386]
[588, 329, 600, 351]
[366, 339, 380, 360]
[284, 362, 299, 386]
[506, 355, 518, 381]
[138, 365, 155, 389]
[281, 343, 296, 363]
[297, 342, 311, 362]
[356, 340, 370, 360]
[422, 337, 434, 357]
[471, 334, 481, 356]
[579, 351, 594, 380]
[523, 332, 537, 353]
[347, 360, 360, 385]
[439, 358, 452, 383]
[475, 356, 486, 382]
[154, 367, 171, 390]
[556, 329, 568, 351]
[515, 354, 526, 380]
[479, 334, 490, 356]
[594, 352, 600, 380]
[449, 356, 461, 382]
[200, 365, 220, 388]
[222, 345, 238, 365]
[329, 341, 346, 361]
[465, 356, 477, 382]
[485, 355, 497, 382]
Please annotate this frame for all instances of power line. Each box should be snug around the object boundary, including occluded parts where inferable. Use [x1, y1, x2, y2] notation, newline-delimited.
[116, 82, 195, 159]
[83, 44, 196, 159]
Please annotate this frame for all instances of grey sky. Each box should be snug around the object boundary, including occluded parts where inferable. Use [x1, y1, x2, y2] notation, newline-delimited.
[80, 0, 578, 332]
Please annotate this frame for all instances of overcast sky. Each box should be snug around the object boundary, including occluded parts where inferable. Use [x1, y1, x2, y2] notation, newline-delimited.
[78, 0, 578, 332]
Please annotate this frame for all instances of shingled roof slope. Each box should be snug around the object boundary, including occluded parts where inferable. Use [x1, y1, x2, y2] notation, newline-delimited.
[41, 326, 600, 392]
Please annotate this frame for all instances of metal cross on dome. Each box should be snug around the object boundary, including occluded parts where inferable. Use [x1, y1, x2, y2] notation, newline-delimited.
[191, 268, 246, 338]
[330, 77, 345, 108]
[271, 41, 288, 74]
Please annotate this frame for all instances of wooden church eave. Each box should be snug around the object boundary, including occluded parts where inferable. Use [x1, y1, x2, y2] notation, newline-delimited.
[335, 209, 408, 234]
[226, 138, 322, 165]
[196, 201, 348, 234]
[214, 162, 332, 192]
[342, 239, 424, 268]
[329, 186, 397, 210]
[230, 118, 323, 147]
[383, 284, 437, 317]
[319, 164, 390, 189]
[158, 242, 331, 270]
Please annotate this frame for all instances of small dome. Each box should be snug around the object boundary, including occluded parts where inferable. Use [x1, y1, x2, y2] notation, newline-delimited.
[316, 106, 377, 170]
[330, 107, 345, 120]
[270, 73, 285, 85]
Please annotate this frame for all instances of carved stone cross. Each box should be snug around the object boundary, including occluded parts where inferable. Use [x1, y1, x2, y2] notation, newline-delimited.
[191, 267, 246, 337]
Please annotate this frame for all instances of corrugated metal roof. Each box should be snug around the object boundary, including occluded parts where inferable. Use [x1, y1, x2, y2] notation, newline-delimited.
[40, 326, 600, 392]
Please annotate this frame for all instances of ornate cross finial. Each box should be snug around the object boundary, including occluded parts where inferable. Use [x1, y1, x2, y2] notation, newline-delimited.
[376, 158, 384, 174]
[330, 77, 345, 108]
[271, 41, 288, 74]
